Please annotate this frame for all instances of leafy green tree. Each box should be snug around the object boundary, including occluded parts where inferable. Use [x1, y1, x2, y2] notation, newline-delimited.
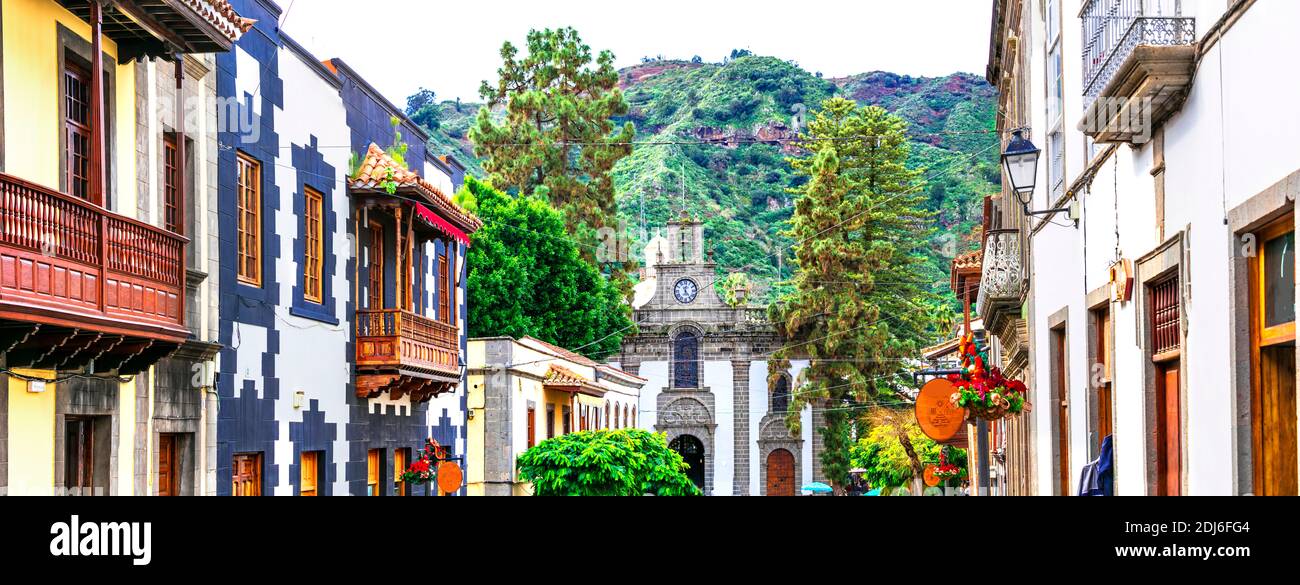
[457, 176, 633, 359]
[767, 97, 938, 492]
[406, 87, 441, 130]
[470, 27, 635, 251]
[516, 429, 701, 496]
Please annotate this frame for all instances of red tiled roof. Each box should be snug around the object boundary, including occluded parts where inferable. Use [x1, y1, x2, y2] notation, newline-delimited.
[349, 143, 482, 233]
[953, 250, 983, 270]
[179, 0, 256, 41]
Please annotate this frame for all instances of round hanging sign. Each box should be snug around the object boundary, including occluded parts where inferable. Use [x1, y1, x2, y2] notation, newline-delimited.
[915, 378, 965, 443]
[437, 461, 463, 494]
[923, 464, 940, 487]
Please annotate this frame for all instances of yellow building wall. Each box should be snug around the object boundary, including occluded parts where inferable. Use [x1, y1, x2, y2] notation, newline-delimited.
[6, 370, 57, 495]
[3, 0, 143, 495]
[465, 371, 485, 496]
[2, 0, 134, 199]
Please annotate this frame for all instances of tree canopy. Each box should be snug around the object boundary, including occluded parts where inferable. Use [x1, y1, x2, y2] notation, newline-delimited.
[457, 176, 633, 360]
[516, 429, 701, 496]
[470, 27, 635, 252]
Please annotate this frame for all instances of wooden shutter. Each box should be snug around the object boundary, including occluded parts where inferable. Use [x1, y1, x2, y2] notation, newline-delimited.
[163, 134, 181, 234]
[368, 222, 384, 309]
[158, 434, 178, 496]
[527, 406, 536, 448]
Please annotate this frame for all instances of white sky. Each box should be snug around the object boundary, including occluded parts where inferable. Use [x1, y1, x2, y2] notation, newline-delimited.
[283, 0, 991, 106]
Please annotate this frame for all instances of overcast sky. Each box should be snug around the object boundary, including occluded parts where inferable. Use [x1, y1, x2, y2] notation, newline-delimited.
[283, 0, 991, 106]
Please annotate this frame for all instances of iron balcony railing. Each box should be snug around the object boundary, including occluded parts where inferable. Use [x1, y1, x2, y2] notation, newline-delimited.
[977, 229, 1025, 319]
[1081, 0, 1195, 105]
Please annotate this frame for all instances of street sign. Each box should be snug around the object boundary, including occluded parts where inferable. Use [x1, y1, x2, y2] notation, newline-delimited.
[915, 378, 966, 443]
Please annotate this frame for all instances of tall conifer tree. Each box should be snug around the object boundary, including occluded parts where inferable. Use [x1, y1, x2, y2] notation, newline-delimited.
[470, 27, 635, 257]
[768, 97, 937, 492]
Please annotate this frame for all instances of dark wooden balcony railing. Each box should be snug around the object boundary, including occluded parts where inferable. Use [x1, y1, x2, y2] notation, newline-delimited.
[0, 172, 187, 340]
[356, 308, 460, 376]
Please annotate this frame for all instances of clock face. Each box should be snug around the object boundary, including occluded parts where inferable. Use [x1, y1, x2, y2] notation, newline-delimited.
[674, 279, 699, 304]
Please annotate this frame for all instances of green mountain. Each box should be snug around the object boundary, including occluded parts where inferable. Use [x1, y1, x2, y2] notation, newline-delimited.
[414, 56, 999, 304]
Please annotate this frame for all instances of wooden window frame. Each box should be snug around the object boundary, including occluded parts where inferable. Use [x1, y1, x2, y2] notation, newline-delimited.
[236, 152, 263, 286]
[546, 404, 556, 439]
[527, 406, 537, 448]
[63, 59, 93, 202]
[163, 133, 182, 234]
[300, 451, 320, 496]
[1254, 218, 1297, 346]
[438, 249, 450, 323]
[368, 221, 384, 309]
[303, 187, 324, 303]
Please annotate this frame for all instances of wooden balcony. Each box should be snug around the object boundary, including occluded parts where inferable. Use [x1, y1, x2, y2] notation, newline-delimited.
[355, 309, 461, 402]
[0, 172, 188, 374]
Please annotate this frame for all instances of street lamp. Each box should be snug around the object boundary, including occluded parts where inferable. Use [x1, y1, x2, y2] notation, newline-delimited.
[1002, 129, 1075, 219]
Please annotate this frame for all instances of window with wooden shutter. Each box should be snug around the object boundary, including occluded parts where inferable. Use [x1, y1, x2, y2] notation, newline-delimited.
[300, 451, 320, 496]
[236, 153, 262, 286]
[303, 187, 324, 303]
[1151, 276, 1181, 359]
[163, 133, 181, 234]
[527, 406, 536, 448]
[232, 453, 262, 496]
[64, 61, 92, 202]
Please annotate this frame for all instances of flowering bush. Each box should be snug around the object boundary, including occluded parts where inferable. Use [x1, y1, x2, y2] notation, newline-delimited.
[946, 333, 1030, 422]
[399, 439, 442, 485]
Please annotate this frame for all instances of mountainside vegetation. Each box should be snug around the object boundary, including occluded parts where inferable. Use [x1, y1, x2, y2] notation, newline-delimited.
[409, 54, 999, 307]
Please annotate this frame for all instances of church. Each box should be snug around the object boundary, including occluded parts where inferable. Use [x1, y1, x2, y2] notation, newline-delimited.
[614, 212, 826, 495]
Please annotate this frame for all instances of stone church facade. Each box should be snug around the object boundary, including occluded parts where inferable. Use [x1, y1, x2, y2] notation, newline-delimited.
[614, 213, 825, 495]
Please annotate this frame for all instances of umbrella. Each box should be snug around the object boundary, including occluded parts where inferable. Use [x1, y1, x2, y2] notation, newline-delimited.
[801, 482, 833, 494]
[863, 488, 882, 496]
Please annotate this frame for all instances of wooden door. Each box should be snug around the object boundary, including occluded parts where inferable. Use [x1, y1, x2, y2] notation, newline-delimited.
[766, 449, 795, 496]
[1052, 327, 1070, 495]
[1258, 346, 1298, 495]
[1155, 362, 1182, 496]
[232, 453, 262, 496]
[394, 448, 409, 496]
[64, 417, 97, 496]
[158, 434, 178, 496]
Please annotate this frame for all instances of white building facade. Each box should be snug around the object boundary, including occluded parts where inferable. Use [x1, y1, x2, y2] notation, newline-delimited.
[992, 0, 1298, 496]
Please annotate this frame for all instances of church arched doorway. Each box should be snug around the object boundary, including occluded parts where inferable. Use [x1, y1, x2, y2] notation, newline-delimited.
[670, 434, 705, 490]
[672, 329, 700, 389]
[766, 448, 795, 496]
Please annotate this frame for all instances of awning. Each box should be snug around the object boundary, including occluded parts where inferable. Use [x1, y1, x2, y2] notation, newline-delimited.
[414, 203, 471, 247]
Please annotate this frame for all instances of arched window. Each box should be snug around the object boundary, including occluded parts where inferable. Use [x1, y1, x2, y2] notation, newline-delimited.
[772, 375, 791, 415]
[672, 329, 701, 389]
[605, 404, 611, 429]
[624, 404, 630, 428]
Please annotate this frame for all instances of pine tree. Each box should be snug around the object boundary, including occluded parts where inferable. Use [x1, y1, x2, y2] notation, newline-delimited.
[768, 97, 937, 493]
[470, 27, 635, 255]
